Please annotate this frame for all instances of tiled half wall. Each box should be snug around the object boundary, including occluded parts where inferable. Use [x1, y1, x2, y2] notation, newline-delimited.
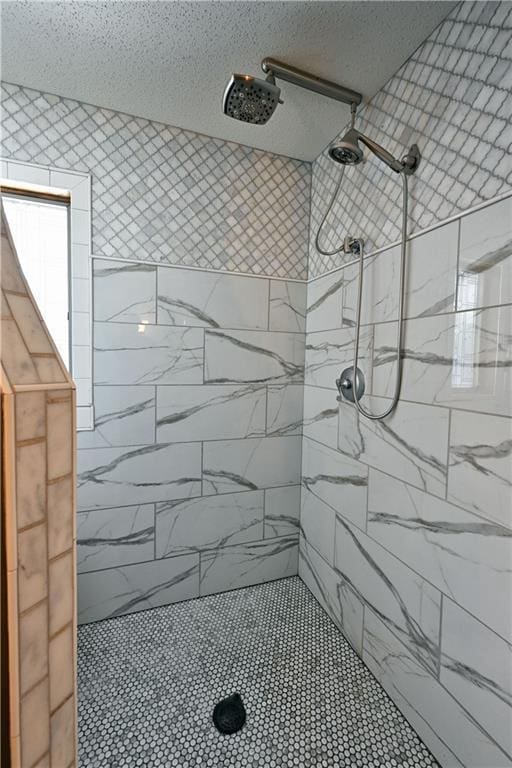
[300, 192, 512, 768]
[76, 264, 306, 622]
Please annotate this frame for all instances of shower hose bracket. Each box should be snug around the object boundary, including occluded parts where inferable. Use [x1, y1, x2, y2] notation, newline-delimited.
[401, 144, 421, 175]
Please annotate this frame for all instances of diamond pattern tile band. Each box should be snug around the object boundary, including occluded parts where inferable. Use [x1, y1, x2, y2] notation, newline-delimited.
[309, 0, 512, 277]
[78, 577, 438, 767]
[0, 83, 310, 280]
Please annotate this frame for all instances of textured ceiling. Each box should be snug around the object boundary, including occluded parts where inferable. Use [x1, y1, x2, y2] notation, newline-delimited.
[1, 1, 454, 161]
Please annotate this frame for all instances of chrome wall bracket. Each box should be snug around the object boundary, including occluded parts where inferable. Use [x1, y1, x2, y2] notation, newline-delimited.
[401, 144, 421, 175]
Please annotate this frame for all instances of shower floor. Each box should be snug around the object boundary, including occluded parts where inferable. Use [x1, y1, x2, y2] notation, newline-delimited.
[78, 577, 438, 768]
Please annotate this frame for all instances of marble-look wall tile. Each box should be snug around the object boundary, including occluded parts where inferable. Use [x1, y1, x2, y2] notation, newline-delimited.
[302, 385, 339, 450]
[440, 598, 512, 759]
[448, 410, 512, 530]
[93, 259, 156, 324]
[264, 486, 301, 538]
[368, 469, 512, 641]
[200, 535, 298, 596]
[405, 221, 459, 318]
[300, 488, 336, 564]
[155, 491, 264, 557]
[269, 280, 306, 333]
[77, 504, 155, 572]
[373, 305, 512, 416]
[204, 329, 304, 385]
[156, 384, 266, 442]
[157, 267, 268, 329]
[77, 386, 156, 449]
[77, 442, 202, 510]
[266, 384, 303, 437]
[94, 321, 203, 385]
[458, 195, 512, 310]
[78, 554, 199, 623]
[302, 437, 367, 531]
[299, 537, 364, 654]
[363, 609, 505, 768]
[342, 247, 400, 327]
[305, 327, 373, 390]
[306, 271, 344, 333]
[338, 398, 449, 498]
[335, 515, 441, 673]
[202, 436, 301, 495]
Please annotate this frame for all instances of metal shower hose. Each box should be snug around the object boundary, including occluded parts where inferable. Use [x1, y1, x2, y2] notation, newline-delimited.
[316, 170, 410, 420]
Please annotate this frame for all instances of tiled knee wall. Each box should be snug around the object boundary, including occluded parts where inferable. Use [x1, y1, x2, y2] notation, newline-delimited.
[299, 193, 512, 768]
[76, 263, 306, 622]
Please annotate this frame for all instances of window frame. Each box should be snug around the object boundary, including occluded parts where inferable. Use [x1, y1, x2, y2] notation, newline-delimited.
[1, 158, 94, 430]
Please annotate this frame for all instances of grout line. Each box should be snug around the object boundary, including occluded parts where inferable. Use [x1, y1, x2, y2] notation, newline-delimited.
[302, 383, 512, 421]
[437, 593, 444, 681]
[93, 317, 307, 336]
[267, 279, 271, 331]
[305, 298, 512, 335]
[454, 218, 461, 312]
[302, 432, 510, 531]
[444, 408, 452, 501]
[90, 253, 307, 284]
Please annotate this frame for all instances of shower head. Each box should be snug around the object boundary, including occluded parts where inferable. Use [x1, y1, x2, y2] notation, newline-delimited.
[222, 73, 281, 125]
[328, 128, 364, 165]
[223, 58, 362, 126]
[329, 127, 419, 175]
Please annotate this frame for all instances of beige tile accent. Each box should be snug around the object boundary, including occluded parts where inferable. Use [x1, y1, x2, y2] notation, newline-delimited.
[15, 390, 46, 441]
[4, 293, 55, 355]
[2, 210, 76, 765]
[32, 753, 50, 768]
[16, 440, 46, 529]
[0, 231, 27, 292]
[1, 286, 13, 319]
[1, 316, 40, 384]
[49, 625, 74, 711]
[49, 552, 74, 636]
[20, 677, 50, 768]
[47, 476, 73, 560]
[46, 397, 73, 480]
[32, 355, 67, 384]
[18, 523, 48, 613]
[50, 696, 75, 768]
[19, 600, 48, 696]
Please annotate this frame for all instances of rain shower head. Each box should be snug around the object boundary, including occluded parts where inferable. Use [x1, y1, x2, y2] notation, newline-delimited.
[223, 58, 362, 126]
[222, 73, 281, 125]
[329, 127, 420, 175]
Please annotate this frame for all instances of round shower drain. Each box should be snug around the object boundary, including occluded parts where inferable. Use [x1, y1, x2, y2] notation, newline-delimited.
[212, 693, 247, 734]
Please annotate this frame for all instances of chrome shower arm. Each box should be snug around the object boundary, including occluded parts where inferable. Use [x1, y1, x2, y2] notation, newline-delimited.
[261, 57, 362, 107]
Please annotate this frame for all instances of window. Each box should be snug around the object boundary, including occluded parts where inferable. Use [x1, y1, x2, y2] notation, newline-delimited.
[3, 190, 70, 368]
[1, 160, 93, 430]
